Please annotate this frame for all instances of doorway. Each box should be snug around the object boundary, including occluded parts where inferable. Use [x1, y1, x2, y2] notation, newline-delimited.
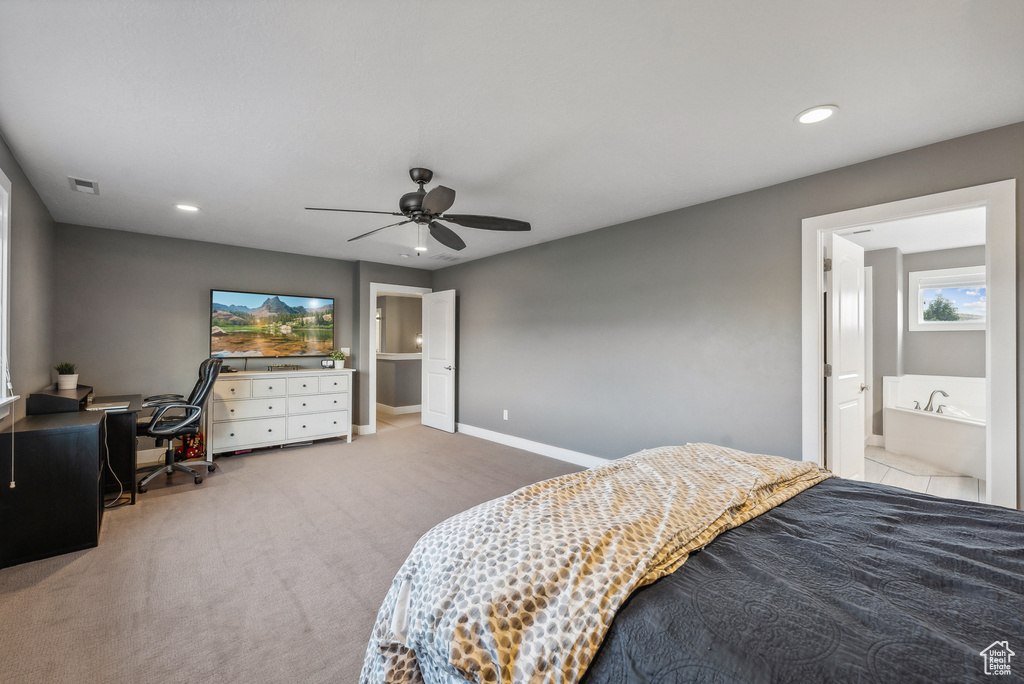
[367, 283, 431, 435]
[801, 180, 1017, 508]
[843, 209, 986, 501]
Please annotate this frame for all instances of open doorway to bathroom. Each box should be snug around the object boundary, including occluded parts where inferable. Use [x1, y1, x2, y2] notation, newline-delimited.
[802, 180, 1016, 509]
[374, 290, 425, 433]
[843, 208, 987, 502]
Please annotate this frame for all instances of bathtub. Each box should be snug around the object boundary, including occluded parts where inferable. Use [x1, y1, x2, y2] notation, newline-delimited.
[882, 375, 986, 480]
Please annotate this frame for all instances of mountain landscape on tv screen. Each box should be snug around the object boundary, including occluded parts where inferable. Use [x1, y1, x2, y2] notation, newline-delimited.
[211, 294, 334, 358]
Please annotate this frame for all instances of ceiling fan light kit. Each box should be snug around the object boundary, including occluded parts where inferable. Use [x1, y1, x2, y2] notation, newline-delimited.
[306, 168, 531, 252]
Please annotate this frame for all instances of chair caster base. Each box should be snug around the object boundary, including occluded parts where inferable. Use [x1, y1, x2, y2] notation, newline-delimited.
[194, 475, 203, 485]
[138, 484, 148, 493]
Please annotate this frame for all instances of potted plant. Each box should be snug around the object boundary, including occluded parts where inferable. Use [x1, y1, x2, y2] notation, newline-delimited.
[54, 362, 79, 390]
[329, 350, 346, 369]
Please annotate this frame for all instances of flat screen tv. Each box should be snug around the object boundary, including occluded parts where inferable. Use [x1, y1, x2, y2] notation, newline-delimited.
[211, 290, 334, 358]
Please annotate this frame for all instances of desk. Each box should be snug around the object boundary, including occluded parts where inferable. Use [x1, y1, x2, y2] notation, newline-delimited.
[0, 411, 105, 568]
[93, 394, 142, 505]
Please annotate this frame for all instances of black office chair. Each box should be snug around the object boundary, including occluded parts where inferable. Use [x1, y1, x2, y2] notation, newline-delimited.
[137, 358, 222, 493]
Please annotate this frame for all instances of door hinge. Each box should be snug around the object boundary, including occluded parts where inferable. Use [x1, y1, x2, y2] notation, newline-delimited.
[824, 363, 832, 378]
[823, 258, 832, 273]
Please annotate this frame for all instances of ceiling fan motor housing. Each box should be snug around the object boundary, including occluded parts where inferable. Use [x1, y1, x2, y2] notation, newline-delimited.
[400, 168, 434, 217]
[399, 189, 426, 216]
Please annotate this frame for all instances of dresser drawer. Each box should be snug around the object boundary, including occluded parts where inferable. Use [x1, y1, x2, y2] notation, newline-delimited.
[287, 411, 349, 440]
[212, 417, 286, 450]
[287, 376, 319, 395]
[214, 379, 251, 401]
[287, 393, 346, 415]
[252, 377, 287, 397]
[213, 397, 286, 422]
[319, 374, 350, 393]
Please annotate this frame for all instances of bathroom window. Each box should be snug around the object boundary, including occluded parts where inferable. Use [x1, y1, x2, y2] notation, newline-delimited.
[908, 266, 986, 331]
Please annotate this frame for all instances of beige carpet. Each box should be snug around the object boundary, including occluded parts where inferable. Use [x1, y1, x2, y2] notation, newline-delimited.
[0, 426, 581, 684]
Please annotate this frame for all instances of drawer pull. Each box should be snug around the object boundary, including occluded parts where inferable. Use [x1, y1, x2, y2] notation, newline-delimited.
[268, 406, 273, 410]
[302, 425, 307, 429]
[333, 400, 337, 404]
[302, 383, 307, 388]
[268, 386, 273, 390]
[268, 428, 273, 433]
[230, 432, 235, 437]
[230, 388, 235, 393]
[302, 402, 307, 407]
[230, 409, 235, 413]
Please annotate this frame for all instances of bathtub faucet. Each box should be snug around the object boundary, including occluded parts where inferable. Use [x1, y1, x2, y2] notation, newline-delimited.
[924, 390, 949, 412]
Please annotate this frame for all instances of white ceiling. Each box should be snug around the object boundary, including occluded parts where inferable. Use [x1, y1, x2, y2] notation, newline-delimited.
[840, 206, 986, 254]
[0, 1, 1021, 270]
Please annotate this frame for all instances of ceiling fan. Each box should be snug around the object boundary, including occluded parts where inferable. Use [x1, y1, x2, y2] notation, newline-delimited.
[305, 168, 531, 251]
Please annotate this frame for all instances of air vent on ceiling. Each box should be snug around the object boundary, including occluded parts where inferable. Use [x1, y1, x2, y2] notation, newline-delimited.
[429, 253, 464, 262]
[68, 177, 99, 195]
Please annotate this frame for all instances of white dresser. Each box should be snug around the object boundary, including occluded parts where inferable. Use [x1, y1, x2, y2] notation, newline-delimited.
[208, 368, 354, 456]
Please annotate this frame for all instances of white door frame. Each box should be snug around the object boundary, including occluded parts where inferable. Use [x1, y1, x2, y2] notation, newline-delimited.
[367, 282, 431, 435]
[863, 266, 875, 445]
[801, 179, 1017, 508]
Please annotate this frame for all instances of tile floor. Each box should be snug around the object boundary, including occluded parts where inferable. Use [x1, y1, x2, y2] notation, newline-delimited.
[864, 446, 985, 503]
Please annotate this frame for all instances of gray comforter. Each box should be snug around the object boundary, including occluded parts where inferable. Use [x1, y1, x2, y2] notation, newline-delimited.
[582, 477, 1024, 683]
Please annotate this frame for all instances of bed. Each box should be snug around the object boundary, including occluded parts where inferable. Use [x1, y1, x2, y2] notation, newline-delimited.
[360, 444, 1024, 683]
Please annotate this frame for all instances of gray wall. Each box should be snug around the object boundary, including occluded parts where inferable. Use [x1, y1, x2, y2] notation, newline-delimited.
[434, 122, 1024, 495]
[376, 359, 422, 408]
[865, 248, 903, 435]
[902, 245, 986, 377]
[378, 295, 422, 353]
[53, 225, 357, 400]
[0, 133, 55, 427]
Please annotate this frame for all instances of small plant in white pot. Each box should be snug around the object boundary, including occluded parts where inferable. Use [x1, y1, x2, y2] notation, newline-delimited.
[54, 362, 79, 390]
[329, 350, 346, 369]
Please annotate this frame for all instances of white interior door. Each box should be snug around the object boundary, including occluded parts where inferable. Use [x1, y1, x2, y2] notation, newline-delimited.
[826, 234, 867, 479]
[421, 289, 456, 433]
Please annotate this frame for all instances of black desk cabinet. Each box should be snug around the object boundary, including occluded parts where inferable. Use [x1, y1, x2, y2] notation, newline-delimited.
[0, 411, 105, 568]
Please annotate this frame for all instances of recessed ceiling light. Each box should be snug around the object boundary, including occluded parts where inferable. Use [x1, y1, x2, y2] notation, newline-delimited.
[176, 203, 200, 212]
[795, 105, 838, 124]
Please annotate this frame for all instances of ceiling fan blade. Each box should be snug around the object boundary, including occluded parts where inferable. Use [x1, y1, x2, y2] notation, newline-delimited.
[421, 185, 456, 215]
[347, 219, 412, 242]
[440, 214, 531, 231]
[429, 221, 467, 251]
[306, 207, 403, 216]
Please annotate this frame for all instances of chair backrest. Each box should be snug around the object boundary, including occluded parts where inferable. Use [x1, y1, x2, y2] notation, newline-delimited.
[187, 357, 222, 408]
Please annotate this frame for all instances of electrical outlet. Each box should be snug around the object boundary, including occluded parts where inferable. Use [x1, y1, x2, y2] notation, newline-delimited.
[503, 409, 508, 421]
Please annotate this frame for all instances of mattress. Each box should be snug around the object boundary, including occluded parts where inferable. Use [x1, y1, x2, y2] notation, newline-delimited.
[581, 477, 1024, 683]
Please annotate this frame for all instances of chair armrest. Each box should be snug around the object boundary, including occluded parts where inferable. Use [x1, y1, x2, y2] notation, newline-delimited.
[143, 393, 184, 407]
[147, 402, 204, 436]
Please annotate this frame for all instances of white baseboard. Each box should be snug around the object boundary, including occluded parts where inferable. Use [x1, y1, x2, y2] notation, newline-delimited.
[456, 423, 606, 469]
[377, 403, 422, 416]
[867, 434, 885, 448]
[355, 424, 375, 435]
[137, 446, 166, 467]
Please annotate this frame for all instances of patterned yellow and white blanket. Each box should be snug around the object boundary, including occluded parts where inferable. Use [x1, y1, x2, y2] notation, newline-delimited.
[360, 443, 832, 684]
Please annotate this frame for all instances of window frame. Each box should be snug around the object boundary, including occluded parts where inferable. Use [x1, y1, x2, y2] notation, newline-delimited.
[908, 265, 986, 332]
